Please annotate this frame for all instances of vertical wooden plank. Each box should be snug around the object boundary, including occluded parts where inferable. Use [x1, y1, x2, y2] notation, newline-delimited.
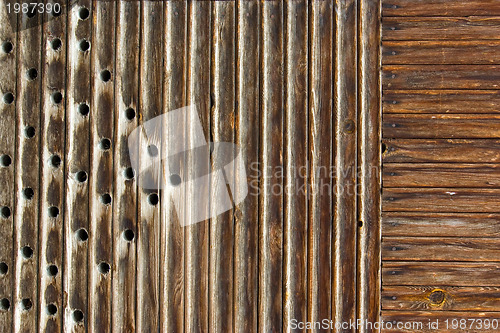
[159, 1, 186, 332]
[308, 0, 333, 329]
[112, 0, 140, 331]
[64, 0, 92, 330]
[88, 0, 115, 331]
[38, 4, 67, 331]
[234, 1, 259, 331]
[0, 2, 16, 330]
[209, 2, 236, 332]
[358, 0, 381, 332]
[136, 0, 163, 331]
[184, 1, 210, 332]
[259, 1, 284, 331]
[333, 0, 358, 331]
[283, 0, 308, 331]
[13, 6, 43, 333]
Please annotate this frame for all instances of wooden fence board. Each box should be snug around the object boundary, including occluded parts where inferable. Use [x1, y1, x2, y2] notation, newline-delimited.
[382, 0, 500, 17]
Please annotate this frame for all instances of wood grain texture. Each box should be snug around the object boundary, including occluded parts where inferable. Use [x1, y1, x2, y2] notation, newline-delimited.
[383, 163, 500, 188]
[382, 17, 500, 41]
[308, 1, 333, 330]
[383, 212, 500, 237]
[383, 237, 500, 262]
[382, 139, 500, 163]
[111, 0, 139, 331]
[382, 0, 500, 17]
[383, 286, 500, 311]
[382, 41, 500, 65]
[382, 262, 500, 286]
[38, 8, 66, 333]
[383, 65, 500, 90]
[383, 90, 500, 114]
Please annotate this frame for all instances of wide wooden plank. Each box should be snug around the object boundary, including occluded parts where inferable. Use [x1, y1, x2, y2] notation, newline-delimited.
[383, 41, 500, 65]
[383, 286, 500, 311]
[383, 17, 500, 41]
[383, 188, 500, 213]
[383, 0, 500, 17]
[382, 139, 500, 163]
[383, 237, 500, 261]
[384, 114, 500, 139]
[383, 163, 500, 188]
[382, 262, 500, 286]
[383, 90, 500, 114]
[381, 311, 500, 333]
[383, 65, 500, 90]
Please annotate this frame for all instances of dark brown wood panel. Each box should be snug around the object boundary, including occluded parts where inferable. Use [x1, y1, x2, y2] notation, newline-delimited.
[383, 0, 500, 17]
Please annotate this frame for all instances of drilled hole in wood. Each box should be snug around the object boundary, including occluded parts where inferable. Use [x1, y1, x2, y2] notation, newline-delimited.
[3, 92, 14, 104]
[78, 103, 90, 116]
[100, 69, 111, 82]
[52, 6, 61, 17]
[47, 303, 57, 316]
[48, 206, 59, 218]
[124, 167, 135, 180]
[2, 41, 13, 54]
[76, 171, 88, 183]
[79, 7, 89, 20]
[0, 298, 10, 311]
[381, 143, 387, 154]
[21, 246, 33, 259]
[26, 68, 37, 81]
[47, 265, 58, 277]
[49, 154, 61, 168]
[73, 309, 84, 322]
[79, 39, 90, 52]
[0, 154, 12, 167]
[148, 193, 159, 206]
[76, 228, 88, 242]
[51, 38, 61, 51]
[100, 193, 112, 205]
[24, 126, 36, 138]
[21, 298, 32, 311]
[1, 206, 11, 219]
[358, 221, 363, 228]
[147, 145, 158, 157]
[98, 262, 110, 275]
[23, 187, 34, 200]
[0, 262, 8, 275]
[99, 138, 111, 151]
[26, 5, 36, 18]
[123, 229, 134, 242]
[51, 91, 63, 104]
[125, 108, 136, 121]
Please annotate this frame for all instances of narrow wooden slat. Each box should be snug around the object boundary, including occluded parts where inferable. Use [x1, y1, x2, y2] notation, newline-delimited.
[111, 0, 139, 331]
[384, 114, 500, 139]
[88, 0, 115, 331]
[184, 2, 209, 332]
[382, 0, 500, 17]
[64, 0, 92, 330]
[382, 262, 500, 286]
[383, 237, 500, 262]
[136, 1, 163, 331]
[38, 7, 66, 332]
[383, 65, 500, 90]
[283, 0, 308, 330]
[234, 1, 259, 331]
[159, 1, 186, 332]
[383, 188, 500, 213]
[307, 0, 333, 329]
[382, 17, 500, 41]
[13, 8, 43, 333]
[358, 0, 382, 331]
[383, 90, 500, 114]
[0, 2, 16, 330]
[382, 212, 500, 237]
[383, 286, 500, 311]
[259, 1, 284, 331]
[383, 163, 500, 188]
[382, 139, 500, 163]
[381, 311, 500, 333]
[333, 0, 358, 328]
[383, 41, 500, 65]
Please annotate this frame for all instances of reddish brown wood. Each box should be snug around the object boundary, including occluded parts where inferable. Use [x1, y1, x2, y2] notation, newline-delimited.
[383, 0, 500, 17]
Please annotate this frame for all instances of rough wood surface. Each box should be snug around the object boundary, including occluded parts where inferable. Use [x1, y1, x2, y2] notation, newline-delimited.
[382, 0, 500, 17]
